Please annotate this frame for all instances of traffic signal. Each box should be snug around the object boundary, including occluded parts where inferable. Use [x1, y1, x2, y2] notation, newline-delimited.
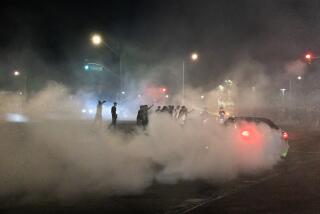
[84, 64, 90, 71]
[83, 63, 104, 72]
[160, 87, 167, 93]
[305, 54, 311, 59]
[305, 53, 313, 63]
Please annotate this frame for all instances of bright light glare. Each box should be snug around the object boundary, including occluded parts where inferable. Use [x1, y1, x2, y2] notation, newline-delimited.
[89, 109, 94, 114]
[121, 91, 126, 95]
[282, 132, 289, 139]
[81, 109, 87, 113]
[5, 113, 28, 123]
[191, 53, 199, 61]
[305, 54, 311, 59]
[241, 130, 250, 137]
[13, 71, 20, 76]
[165, 94, 169, 98]
[200, 95, 205, 99]
[92, 34, 102, 45]
[218, 85, 224, 91]
[297, 76, 302, 80]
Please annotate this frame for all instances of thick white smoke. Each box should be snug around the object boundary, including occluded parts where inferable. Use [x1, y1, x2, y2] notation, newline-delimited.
[0, 83, 284, 202]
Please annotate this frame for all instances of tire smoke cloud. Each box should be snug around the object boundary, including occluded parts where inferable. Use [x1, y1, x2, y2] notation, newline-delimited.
[0, 83, 284, 202]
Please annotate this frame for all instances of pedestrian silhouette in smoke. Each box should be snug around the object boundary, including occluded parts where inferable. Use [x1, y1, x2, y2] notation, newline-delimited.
[137, 104, 153, 130]
[218, 106, 226, 123]
[161, 106, 168, 113]
[169, 105, 174, 116]
[109, 102, 117, 128]
[178, 106, 193, 125]
[94, 100, 106, 125]
[137, 105, 143, 126]
[174, 105, 181, 119]
[155, 106, 161, 113]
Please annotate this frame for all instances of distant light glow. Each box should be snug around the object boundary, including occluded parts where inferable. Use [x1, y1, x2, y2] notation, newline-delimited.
[92, 34, 102, 45]
[191, 53, 199, 61]
[200, 95, 205, 99]
[81, 109, 87, 113]
[13, 71, 20, 76]
[165, 94, 169, 98]
[305, 54, 311, 59]
[161, 88, 167, 93]
[282, 132, 289, 140]
[84, 65, 89, 70]
[121, 91, 126, 95]
[5, 113, 28, 123]
[241, 130, 250, 137]
[297, 76, 302, 80]
[225, 79, 233, 84]
[89, 109, 94, 114]
[218, 85, 224, 91]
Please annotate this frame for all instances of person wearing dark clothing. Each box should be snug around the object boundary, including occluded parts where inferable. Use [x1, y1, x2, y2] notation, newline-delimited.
[110, 102, 117, 128]
[218, 107, 225, 121]
[161, 106, 168, 113]
[155, 106, 161, 112]
[141, 104, 153, 129]
[174, 105, 181, 119]
[169, 105, 174, 116]
[137, 105, 143, 126]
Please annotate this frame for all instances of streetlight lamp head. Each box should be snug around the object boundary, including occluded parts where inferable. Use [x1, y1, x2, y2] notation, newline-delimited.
[191, 53, 199, 61]
[13, 71, 20, 76]
[91, 34, 102, 45]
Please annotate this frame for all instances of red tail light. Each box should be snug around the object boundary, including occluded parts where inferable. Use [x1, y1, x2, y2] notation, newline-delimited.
[241, 130, 250, 137]
[282, 131, 288, 140]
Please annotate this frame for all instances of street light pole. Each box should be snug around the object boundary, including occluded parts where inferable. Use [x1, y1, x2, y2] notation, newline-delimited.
[102, 41, 122, 91]
[181, 52, 198, 105]
[182, 60, 185, 105]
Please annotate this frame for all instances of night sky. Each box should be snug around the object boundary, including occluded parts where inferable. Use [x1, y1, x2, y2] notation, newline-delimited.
[0, 0, 320, 90]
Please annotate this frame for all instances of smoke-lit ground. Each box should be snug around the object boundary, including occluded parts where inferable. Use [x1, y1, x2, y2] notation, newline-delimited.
[0, 83, 289, 205]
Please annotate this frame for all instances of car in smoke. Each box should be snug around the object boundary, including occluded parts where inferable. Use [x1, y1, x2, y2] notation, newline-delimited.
[224, 117, 289, 159]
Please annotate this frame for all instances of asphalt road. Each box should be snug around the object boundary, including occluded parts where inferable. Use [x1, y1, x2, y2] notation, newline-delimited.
[0, 122, 320, 214]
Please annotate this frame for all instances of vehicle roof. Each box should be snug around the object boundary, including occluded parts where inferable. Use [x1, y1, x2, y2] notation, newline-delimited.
[225, 116, 279, 130]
